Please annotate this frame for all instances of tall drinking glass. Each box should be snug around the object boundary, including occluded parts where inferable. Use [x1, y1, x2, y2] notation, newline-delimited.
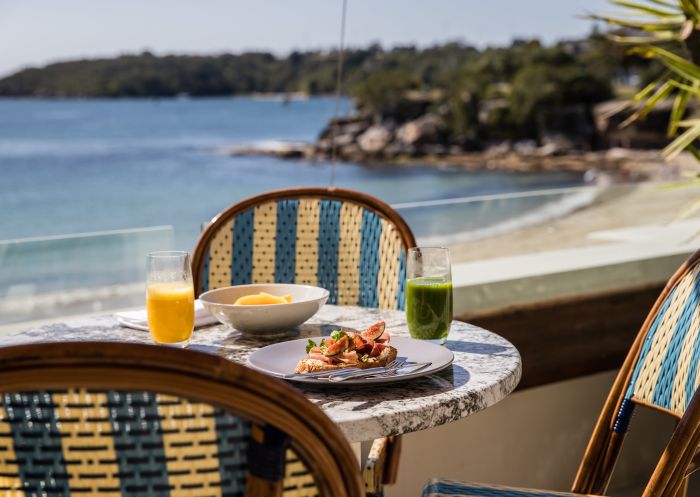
[405, 247, 453, 345]
[146, 251, 194, 347]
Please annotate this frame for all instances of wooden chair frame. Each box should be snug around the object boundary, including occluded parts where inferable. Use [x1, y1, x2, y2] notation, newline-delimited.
[0, 342, 364, 497]
[191, 186, 417, 297]
[572, 249, 700, 497]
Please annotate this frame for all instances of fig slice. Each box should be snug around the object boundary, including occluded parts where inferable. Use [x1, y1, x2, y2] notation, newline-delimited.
[376, 331, 391, 343]
[352, 334, 365, 351]
[345, 334, 357, 351]
[369, 342, 387, 358]
[324, 335, 350, 357]
[361, 321, 386, 341]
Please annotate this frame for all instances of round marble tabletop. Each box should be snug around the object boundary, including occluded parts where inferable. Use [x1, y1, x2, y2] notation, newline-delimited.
[0, 305, 521, 443]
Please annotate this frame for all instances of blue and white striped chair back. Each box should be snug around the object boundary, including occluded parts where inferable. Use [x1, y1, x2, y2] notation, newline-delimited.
[615, 259, 700, 430]
[193, 189, 416, 310]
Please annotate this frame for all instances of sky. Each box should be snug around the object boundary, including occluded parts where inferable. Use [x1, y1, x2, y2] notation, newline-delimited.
[0, 0, 611, 77]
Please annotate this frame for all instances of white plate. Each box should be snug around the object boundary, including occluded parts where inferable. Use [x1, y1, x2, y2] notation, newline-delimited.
[247, 336, 454, 385]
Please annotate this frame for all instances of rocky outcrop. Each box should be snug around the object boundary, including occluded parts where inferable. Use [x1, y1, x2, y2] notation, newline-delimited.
[396, 114, 444, 146]
[357, 125, 393, 154]
[310, 113, 450, 161]
[226, 98, 686, 179]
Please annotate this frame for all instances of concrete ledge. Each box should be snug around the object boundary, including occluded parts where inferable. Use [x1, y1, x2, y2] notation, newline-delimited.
[453, 239, 695, 314]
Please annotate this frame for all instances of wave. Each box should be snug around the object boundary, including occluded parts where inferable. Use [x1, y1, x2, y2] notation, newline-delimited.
[0, 137, 228, 158]
[416, 186, 603, 246]
[0, 282, 144, 327]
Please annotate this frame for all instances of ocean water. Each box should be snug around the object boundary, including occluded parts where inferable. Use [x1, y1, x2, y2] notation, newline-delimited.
[0, 97, 583, 249]
[0, 97, 586, 320]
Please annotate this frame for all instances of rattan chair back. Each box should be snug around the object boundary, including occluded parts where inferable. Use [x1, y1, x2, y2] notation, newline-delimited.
[573, 250, 700, 496]
[192, 187, 416, 309]
[0, 342, 363, 497]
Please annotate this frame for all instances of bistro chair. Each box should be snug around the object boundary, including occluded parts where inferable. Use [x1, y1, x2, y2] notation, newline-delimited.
[0, 342, 364, 497]
[192, 187, 417, 496]
[192, 187, 416, 309]
[423, 249, 700, 497]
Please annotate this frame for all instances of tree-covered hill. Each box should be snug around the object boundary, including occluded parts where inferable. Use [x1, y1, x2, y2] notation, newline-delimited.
[0, 44, 480, 98]
[0, 36, 659, 147]
[0, 35, 651, 100]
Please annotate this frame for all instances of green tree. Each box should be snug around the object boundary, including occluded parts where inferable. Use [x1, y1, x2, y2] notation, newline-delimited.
[350, 70, 420, 119]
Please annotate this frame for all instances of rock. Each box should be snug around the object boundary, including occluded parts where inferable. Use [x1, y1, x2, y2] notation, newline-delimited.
[357, 125, 393, 154]
[331, 133, 356, 148]
[605, 147, 636, 161]
[513, 140, 537, 155]
[227, 141, 306, 159]
[318, 115, 371, 140]
[536, 135, 574, 157]
[316, 138, 331, 153]
[383, 141, 407, 158]
[338, 144, 364, 162]
[484, 142, 511, 158]
[396, 114, 444, 146]
[303, 145, 317, 159]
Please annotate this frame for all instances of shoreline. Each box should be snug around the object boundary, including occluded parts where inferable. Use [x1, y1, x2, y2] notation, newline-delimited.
[449, 180, 700, 263]
[226, 141, 700, 183]
[4, 181, 700, 329]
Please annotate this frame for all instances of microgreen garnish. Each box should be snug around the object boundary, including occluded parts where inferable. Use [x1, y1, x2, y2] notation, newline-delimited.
[330, 329, 347, 341]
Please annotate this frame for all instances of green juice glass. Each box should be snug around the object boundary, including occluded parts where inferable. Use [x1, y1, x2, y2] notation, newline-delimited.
[405, 247, 453, 345]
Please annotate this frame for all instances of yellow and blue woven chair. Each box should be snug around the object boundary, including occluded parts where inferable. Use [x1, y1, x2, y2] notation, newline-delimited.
[192, 187, 416, 309]
[0, 342, 364, 497]
[423, 249, 700, 497]
[192, 187, 417, 496]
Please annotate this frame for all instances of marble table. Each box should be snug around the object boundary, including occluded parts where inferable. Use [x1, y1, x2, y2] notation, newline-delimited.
[0, 305, 522, 443]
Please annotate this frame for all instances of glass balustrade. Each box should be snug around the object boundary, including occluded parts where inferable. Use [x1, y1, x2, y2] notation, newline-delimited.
[0, 226, 173, 327]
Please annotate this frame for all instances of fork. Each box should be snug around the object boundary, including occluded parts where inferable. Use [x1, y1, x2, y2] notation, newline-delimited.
[281, 367, 365, 379]
[282, 358, 408, 381]
[329, 360, 433, 382]
[327, 358, 406, 382]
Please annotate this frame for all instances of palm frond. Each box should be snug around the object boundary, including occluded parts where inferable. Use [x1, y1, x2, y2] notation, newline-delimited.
[679, 0, 700, 20]
[667, 79, 700, 95]
[669, 87, 691, 135]
[611, 32, 680, 44]
[612, 0, 682, 16]
[621, 81, 674, 127]
[662, 119, 700, 160]
[685, 143, 700, 161]
[631, 45, 700, 80]
[592, 15, 685, 30]
[646, 0, 683, 9]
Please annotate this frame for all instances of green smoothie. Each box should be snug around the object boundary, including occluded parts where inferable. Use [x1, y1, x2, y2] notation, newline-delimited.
[406, 277, 453, 342]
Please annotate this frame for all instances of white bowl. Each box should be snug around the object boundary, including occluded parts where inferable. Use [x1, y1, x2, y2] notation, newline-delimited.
[199, 284, 329, 335]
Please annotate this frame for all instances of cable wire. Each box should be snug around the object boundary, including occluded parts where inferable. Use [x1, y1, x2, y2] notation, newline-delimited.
[329, 0, 348, 186]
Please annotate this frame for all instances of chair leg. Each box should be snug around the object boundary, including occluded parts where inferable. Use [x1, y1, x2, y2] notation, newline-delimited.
[363, 437, 387, 496]
[382, 435, 402, 485]
[674, 478, 688, 497]
[363, 435, 402, 496]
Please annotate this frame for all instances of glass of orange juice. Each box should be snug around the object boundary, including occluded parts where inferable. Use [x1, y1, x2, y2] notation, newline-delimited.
[146, 251, 194, 347]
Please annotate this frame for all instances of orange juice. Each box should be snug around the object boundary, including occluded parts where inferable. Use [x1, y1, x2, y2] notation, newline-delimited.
[146, 282, 194, 344]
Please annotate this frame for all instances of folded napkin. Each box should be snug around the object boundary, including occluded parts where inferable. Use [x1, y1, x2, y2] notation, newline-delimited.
[115, 299, 218, 331]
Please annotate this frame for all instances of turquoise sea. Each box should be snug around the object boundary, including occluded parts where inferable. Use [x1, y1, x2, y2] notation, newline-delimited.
[0, 97, 587, 318]
[0, 97, 583, 249]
